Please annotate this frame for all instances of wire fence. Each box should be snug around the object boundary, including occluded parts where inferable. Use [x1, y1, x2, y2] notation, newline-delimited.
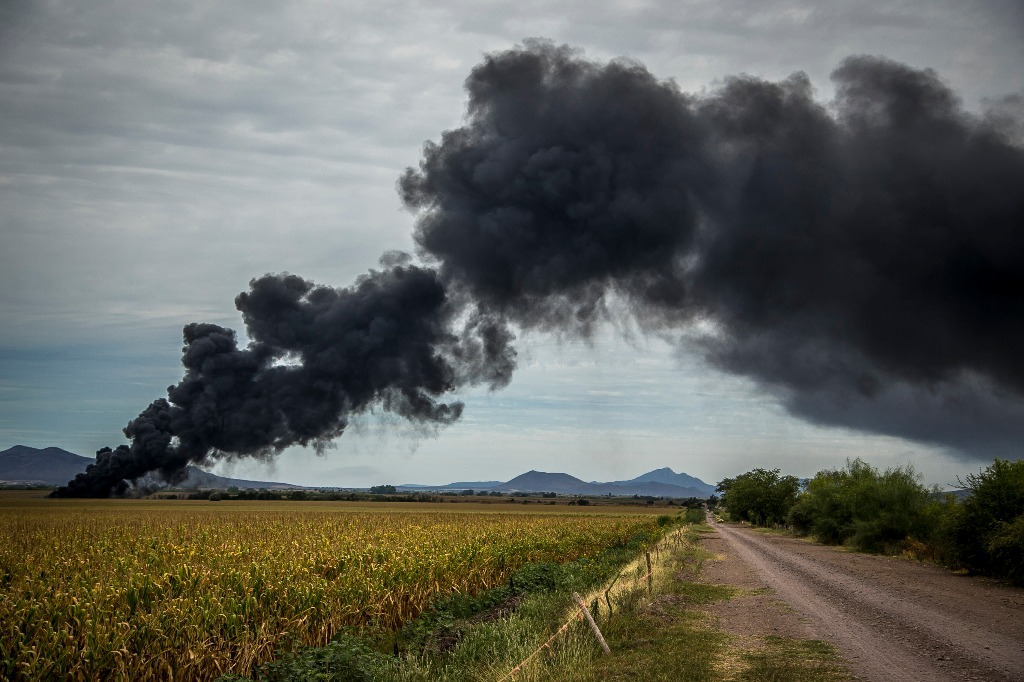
[496, 527, 688, 680]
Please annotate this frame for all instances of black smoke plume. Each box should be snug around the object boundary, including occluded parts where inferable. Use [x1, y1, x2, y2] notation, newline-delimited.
[54, 264, 514, 497]
[55, 40, 1024, 496]
[402, 41, 1024, 456]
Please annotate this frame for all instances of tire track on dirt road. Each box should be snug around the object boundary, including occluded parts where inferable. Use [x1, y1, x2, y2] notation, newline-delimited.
[708, 517, 1024, 681]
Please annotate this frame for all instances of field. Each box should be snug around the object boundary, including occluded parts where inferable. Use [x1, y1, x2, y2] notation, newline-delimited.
[0, 494, 662, 681]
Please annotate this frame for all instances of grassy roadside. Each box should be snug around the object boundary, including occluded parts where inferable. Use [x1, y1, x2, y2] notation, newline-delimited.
[572, 525, 851, 682]
[221, 519, 851, 681]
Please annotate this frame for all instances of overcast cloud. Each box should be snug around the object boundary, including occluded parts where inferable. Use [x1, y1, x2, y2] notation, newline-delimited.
[2, 0, 1022, 488]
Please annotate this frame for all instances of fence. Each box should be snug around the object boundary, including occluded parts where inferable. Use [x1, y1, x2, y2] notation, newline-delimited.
[497, 527, 689, 680]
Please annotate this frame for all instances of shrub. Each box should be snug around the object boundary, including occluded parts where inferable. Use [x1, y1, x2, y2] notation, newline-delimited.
[947, 458, 1024, 583]
[987, 516, 1024, 585]
[249, 631, 379, 681]
[682, 507, 705, 525]
[786, 459, 937, 553]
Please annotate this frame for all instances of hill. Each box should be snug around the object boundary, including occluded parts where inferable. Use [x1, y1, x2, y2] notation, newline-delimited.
[397, 480, 503, 491]
[612, 467, 715, 495]
[0, 445, 299, 490]
[492, 471, 593, 494]
[489, 469, 713, 498]
[140, 466, 302, 491]
[0, 445, 94, 486]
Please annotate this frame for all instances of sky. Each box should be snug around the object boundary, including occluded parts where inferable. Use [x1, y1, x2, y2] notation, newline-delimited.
[1, 0, 1022, 490]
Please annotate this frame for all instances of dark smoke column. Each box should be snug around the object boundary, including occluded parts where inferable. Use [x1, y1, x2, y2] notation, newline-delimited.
[52, 264, 515, 497]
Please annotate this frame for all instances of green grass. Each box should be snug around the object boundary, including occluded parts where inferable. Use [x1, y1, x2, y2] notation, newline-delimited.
[734, 637, 852, 681]
[589, 587, 728, 681]
[668, 580, 741, 604]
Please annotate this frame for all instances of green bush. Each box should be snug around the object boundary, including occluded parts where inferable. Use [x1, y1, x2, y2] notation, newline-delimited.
[721, 457, 1023, 582]
[508, 561, 567, 593]
[947, 458, 1024, 584]
[682, 507, 705, 525]
[987, 516, 1024, 585]
[786, 459, 937, 553]
[246, 632, 380, 682]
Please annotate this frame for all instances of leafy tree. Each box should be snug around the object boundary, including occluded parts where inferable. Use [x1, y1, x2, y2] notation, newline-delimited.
[717, 468, 800, 526]
[368, 485, 396, 495]
[947, 458, 1024, 583]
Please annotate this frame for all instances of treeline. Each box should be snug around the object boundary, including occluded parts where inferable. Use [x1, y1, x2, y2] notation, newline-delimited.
[182, 489, 445, 503]
[717, 458, 1024, 585]
[175, 488, 713, 506]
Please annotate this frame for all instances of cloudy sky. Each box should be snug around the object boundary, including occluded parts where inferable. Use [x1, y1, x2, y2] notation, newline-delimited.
[2, 0, 1022, 489]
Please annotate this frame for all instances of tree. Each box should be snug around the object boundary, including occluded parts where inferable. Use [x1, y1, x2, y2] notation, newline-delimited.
[369, 485, 396, 495]
[948, 458, 1024, 583]
[717, 468, 800, 526]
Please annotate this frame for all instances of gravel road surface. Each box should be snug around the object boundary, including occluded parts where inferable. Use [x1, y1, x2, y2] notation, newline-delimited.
[706, 517, 1024, 681]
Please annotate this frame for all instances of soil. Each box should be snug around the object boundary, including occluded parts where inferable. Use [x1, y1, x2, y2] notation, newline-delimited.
[700, 517, 1024, 681]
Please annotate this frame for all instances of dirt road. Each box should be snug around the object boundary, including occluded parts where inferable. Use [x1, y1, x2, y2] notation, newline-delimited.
[703, 517, 1024, 681]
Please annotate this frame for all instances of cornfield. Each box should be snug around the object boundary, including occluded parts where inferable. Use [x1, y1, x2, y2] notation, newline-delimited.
[0, 498, 659, 680]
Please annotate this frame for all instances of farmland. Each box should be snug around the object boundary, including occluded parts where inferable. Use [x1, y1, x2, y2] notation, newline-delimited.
[0, 495, 663, 681]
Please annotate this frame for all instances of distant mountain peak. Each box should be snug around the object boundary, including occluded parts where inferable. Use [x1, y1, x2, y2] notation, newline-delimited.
[620, 467, 712, 493]
[490, 467, 712, 497]
[0, 445, 96, 486]
[0, 445, 300, 490]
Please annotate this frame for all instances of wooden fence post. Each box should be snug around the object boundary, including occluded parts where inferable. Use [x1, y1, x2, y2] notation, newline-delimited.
[572, 592, 611, 656]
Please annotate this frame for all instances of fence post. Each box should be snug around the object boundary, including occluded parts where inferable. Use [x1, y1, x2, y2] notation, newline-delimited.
[645, 552, 653, 592]
[573, 592, 611, 656]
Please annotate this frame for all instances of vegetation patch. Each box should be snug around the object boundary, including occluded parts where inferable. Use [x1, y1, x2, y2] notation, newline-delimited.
[733, 637, 851, 681]
[717, 457, 1024, 585]
[667, 580, 740, 605]
[593, 598, 727, 682]
[0, 499, 663, 681]
[229, 518, 850, 682]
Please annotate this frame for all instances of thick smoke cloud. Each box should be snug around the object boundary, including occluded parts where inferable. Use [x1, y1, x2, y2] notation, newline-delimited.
[56, 40, 1023, 496]
[54, 264, 515, 497]
[401, 45, 709, 333]
[402, 40, 1024, 457]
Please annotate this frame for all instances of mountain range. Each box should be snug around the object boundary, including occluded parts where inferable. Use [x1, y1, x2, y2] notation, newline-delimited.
[399, 468, 714, 497]
[1, 445, 715, 497]
[0, 445, 299, 490]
